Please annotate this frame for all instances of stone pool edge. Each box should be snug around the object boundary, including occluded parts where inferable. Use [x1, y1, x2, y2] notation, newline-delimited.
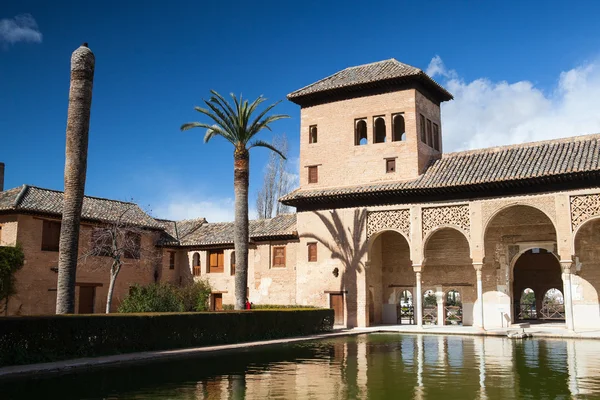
[2, 326, 600, 379]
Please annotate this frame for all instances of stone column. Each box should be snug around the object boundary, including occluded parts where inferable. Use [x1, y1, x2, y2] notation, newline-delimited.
[414, 265, 423, 327]
[474, 262, 485, 329]
[436, 286, 444, 326]
[561, 260, 575, 331]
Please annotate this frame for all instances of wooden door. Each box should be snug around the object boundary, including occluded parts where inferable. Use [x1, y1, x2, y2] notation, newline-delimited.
[78, 286, 95, 314]
[330, 294, 344, 325]
[212, 293, 223, 311]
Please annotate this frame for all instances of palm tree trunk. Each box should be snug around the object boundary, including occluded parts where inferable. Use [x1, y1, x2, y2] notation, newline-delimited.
[56, 44, 95, 314]
[233, 148, 249, 310]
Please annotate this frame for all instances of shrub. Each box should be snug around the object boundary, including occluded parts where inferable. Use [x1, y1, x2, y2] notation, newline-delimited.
[118, 283, 184, 313]
[179, 279, 212, 312]
[251, 304, 318, 309]
[0, 309, 335, 366]
[222, 304, 234, 310]
[0, 244, 25, 312]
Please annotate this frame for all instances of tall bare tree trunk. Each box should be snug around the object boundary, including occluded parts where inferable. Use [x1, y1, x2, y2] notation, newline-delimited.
[106, 268, 118, 313]
[56, 44, 95, 314]
[234, 147, 249, 310]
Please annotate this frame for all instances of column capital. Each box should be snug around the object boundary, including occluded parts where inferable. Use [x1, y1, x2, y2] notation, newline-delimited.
[412, 264, 423, 273]
[560, 260, 573, 274]
[473, 261, 484, 272]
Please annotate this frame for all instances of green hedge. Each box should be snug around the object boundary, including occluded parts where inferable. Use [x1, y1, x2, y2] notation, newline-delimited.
[0, 309, 334, 366]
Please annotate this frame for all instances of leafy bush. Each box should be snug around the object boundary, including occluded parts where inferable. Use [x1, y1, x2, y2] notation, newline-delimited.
[223, 304, 234, 310]
[118, 283, 184, 313]
[251, 304, 318, 309]
[179, 279, 212, 312]
[0, 309, 335, 366]
[0, 244, 25, 311]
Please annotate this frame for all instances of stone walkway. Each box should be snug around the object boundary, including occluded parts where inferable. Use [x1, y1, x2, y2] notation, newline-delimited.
[2, 324, 600, 379]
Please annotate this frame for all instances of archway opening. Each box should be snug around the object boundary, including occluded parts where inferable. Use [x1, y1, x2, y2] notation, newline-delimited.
[573, 217, 600, 328]
[397, 289, 414, 324]
[355, 119, 367, 145]
[423, 227, 472, 325]
[541, 288, 565, 320]
[423, 289, 437, 325]
[374, 117, 386, 143]
[445, 289, 463, 325]
[367, 230, 412, 325]
[513, 249, 563, 323]
[484, 205, 558, 327]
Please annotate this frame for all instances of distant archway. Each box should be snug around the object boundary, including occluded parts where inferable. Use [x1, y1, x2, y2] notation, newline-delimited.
[374, 117, 386, 143]
[445, 289, 463, 325]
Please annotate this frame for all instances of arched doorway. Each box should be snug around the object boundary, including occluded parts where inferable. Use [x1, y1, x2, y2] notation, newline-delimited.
[573, 217, 600, 329]
[513, 249, 563, 323]
[484, 205, 558, 327]
[540, 288, 565, 320]
[367, 230, 412, 325]
[397, 289, 414, 324]
[445, 289, 463, 325]
[423, 289, 437, 325]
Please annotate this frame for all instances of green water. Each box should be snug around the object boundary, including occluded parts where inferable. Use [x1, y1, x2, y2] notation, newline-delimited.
[2, 333, 600, 399]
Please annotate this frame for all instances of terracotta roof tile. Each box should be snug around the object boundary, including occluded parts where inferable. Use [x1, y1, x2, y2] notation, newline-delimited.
[0, 185, 162, 229]
[287, 58, 453, 104]
[281, 133, 600, 206]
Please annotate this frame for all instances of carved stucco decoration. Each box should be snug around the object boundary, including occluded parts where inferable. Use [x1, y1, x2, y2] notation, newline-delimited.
[571, 194, 600, 231]
[366, 209, 410, 240]
[481, 196, 557, 230]
[422, 205, 470, 238]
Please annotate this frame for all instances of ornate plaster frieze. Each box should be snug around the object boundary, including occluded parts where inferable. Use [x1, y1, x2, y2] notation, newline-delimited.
[571, 194, 600, 231]
[366, 209, 410, 240]
[422, 205, 470, 238]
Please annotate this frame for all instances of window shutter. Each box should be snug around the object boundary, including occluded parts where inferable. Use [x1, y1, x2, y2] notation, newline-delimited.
[308, 166, 318, 184]
[209, 252, 217, 272]
[308, 243, 317, 262]
[273, 246, 286, 267]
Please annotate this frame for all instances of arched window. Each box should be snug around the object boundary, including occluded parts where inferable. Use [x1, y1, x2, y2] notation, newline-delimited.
[355, 119, 367, 145]
[192, 252, 201, 276]
[309, 125, 317, 144]
[392, 114, 405, 141]
[541, 288, 564, 320]
[445, 289, 462, 325]
[374, 117, 386, 143]
[230, 251, 236, 275]
[423, 290, 437, 325]
[519, 288, 537, 320]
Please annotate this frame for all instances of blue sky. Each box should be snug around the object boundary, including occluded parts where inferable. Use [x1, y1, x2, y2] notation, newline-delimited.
[2, 0, 600, 221]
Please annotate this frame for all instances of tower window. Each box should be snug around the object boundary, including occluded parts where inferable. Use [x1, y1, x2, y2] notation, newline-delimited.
[309, 125, 317, 144]
[355, 119, 367, 145]
[392, 114, 406, 141]
[386, 158, 396, 173]
[308, 166, 318, 183]
[420, 114, 426, 143]
[374, 116, 386, 143]
[433, 123, 440, 151]
[426, 119, 433, 147]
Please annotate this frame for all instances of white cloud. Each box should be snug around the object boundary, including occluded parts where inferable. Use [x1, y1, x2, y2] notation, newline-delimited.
[428, 57, 600, 151]
[154, 195, 259, 223]
[0, 14, 42, 45]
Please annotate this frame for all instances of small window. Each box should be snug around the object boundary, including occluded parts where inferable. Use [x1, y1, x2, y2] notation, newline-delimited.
[41, 220, 61, 252]
[374, 117, 386, 143]
[208, 250, 224, 273]
[169, 251, 175, 270]
[124, 232, 141, 259]
[230, 251, 236, 275]
[426, 119, 433, 147]
[355, 119, 367, 145]
[309, 125, 317, 144]
[272, 246, 286, 268]
[386, 158, 396, 173]
[308, 243, 317, 262]
[392, 114, 406, 141]
[420, 114, 426, 143]
[308, 166, 318, 184]
[192, 252, 201, 276]
[433, 123, 440, 151]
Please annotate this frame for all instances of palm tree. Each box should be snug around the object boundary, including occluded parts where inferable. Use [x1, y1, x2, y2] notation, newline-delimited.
[56, 43, 95, 314]
[181, 91, 288, 310]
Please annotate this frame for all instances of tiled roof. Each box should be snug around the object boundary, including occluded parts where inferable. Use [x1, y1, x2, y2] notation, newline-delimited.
[0, 185, 163, 229]
[164, 213, 298, 247]
[281, 133, 600, 207]
[155, 217, 206, 243]
[287, 58, 453, 104]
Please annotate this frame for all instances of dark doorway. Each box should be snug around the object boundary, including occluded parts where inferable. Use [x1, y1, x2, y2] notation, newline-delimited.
[78, 286, 95, 314]
[212, 293, 223, 311]
[513, 249, 564, 323]
[330, 293, 344, 325]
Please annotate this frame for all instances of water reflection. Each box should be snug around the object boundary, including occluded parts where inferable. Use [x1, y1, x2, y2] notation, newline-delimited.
[1, 334, 600, 399]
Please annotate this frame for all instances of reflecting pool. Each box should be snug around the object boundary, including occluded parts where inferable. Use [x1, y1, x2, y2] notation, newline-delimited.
[2, 333, 600, 399]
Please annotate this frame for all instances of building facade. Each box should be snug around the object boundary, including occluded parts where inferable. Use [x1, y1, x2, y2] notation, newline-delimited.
[1, 59, 599, 331]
